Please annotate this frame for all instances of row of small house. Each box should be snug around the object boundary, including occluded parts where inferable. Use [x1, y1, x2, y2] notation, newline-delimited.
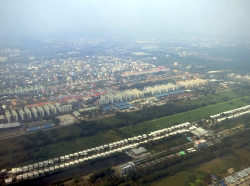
[3, 103, 72, 123]
[2, 121, 195, 185]
[210, 105, 250, 123]
[0, 85, 45, 96]
[148, 122, 191, 137]
[224, 167, 250, 185]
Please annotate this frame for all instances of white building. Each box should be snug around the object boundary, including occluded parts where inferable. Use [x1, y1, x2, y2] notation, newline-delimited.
[18, 108, 24, 120]
[61, 104, 72, 112]
[43, 105, 50, 115]
[11, 109, 18, 122]
[194, 140, 207, 149]
[144, 83, 179, 95]
[37, 106, 44, 117]
[177, 79, 208, 89]
[24, 107, 32, 119]
[54, 103, 62, 113]
[5, 110, 11, 123]
[119, 162, 135, 175]
[73, 111, 81, 118]
[98, 84, 179, 106]
[48, 104, 57, 115]
[31, 107, 38, 118]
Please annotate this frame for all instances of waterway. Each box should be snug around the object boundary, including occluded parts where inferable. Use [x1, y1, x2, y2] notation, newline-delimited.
[13, 154, 131, 186]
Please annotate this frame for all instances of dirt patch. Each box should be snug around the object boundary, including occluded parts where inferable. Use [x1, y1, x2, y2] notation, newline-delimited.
[0, 127, 22, 138]
[25, 120, 53, 128]
[227, 168, 234, 174]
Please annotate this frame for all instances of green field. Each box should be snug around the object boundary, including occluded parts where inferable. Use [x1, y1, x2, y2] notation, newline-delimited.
[150, 148, 250, 186]
[120, 96, 250, 137]
[154, 97, 249, 127]
[1, 89, 250, 169]
[150, 170, 195, 186]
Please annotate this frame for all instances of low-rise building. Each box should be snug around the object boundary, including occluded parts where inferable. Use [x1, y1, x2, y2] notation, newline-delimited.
[119, 162, 135, 175]
[194, 140, 207, 149]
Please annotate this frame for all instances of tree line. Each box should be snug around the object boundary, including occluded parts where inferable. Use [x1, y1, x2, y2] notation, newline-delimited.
[86, 129, 250, 186]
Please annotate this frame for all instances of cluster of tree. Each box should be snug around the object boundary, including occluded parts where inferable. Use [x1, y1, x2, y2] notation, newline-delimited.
[2, 86, 250, 169]
[89, 168, 115, 183]
[50, 176, 72, 186]
[0, 90, 235, 154]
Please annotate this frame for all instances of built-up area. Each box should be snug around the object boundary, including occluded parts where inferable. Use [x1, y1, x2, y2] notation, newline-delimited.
[0, 38, 212, 131]
[0, 37, 248, 185]
[4, 99, 250, 185]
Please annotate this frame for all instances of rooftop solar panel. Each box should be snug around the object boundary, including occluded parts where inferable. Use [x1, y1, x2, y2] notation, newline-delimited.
[27, 126, 40, 132]
[118, 106, 130, 110]
[103, 106, 112, 111]
[114, 102, 129, 107]
[43, 124, 53, 129]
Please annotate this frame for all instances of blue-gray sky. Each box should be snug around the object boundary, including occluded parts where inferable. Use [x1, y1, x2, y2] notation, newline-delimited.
[1, 0, 250, 39]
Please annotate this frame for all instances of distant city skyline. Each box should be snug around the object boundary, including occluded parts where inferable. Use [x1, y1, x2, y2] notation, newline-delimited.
[0, 0, 250, 39]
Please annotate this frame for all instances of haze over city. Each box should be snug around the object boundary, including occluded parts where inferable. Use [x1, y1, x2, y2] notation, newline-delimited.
[1, 1, 250, 186]
[1, 0, 250, 39]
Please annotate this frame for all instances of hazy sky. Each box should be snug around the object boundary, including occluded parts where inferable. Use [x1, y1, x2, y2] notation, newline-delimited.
[1, 0, 250, 39]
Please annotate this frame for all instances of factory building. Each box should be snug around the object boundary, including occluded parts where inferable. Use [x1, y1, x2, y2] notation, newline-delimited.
[37, 106, 44, 117]
[194, 140, 207, 149]
[24, 107, 32, 119]
[54, 103, 62, 113]
[177, 79, 208, 89]
[43, 105, 50, 115]
[119, 162, 135, 175]
[48, 104, 57, 115]
[11, 109, 18, 122]
[131, 147, 147, 156]
[5, 110, 11, 123]
[31, 107, 38, 118]
[18, 108, 24, 120]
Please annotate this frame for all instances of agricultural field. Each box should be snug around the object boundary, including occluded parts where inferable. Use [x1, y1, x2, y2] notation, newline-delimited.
[120, 96, 250, 137]
[1, 89, 250, 169]
[150, 148, 250, 186]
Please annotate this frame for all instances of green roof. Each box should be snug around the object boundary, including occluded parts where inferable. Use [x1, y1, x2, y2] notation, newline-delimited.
[179, 151, 186, 155]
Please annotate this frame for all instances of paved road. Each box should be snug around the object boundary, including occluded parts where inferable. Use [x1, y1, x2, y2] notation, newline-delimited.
[152, 141, 193, 157]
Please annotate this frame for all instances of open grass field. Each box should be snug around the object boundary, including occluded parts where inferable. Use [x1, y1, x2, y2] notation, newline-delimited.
[150, 148, 250, 186]
[98, 90, 241, 125]
[196, 148, 250, 176]
[151, 170, 195, 186]
[120, 96, 250, 137]
[157, 98, 249, 127]
[1, 90, 250, 169]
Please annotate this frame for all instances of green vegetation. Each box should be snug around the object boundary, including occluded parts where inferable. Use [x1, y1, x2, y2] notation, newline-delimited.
[151, 148, 250, 186]
[119, 96, 250, 137]
[89, 168, 115, 183]
[1, 87, 250, 169]
[145, 133, 192, 153]
[79, 129, 250, 186]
